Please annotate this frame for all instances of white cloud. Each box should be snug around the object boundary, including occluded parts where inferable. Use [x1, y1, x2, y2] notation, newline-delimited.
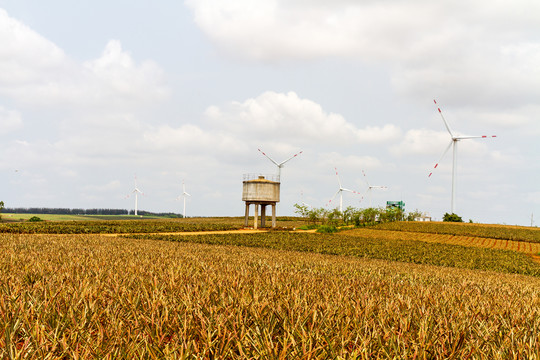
[0, 9, 66, 85]
[390, 129, 449, 156]
[204, 91, 400, 144]
[142, 123, 250, 158]
[317, 152, 382, 171]
[83, 40, 169, 106]
[0, 9, 169, 108]
[186, 1, 540, 110]
[0, 106, 22, 134]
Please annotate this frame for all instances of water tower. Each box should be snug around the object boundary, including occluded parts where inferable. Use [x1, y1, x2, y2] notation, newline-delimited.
[242, 174, 280, 229]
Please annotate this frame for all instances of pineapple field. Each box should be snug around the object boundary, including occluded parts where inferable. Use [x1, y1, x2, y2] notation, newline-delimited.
[1, 219, 539, 358]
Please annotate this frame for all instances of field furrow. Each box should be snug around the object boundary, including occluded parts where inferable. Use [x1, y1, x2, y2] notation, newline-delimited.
[344, 228, 540, 255]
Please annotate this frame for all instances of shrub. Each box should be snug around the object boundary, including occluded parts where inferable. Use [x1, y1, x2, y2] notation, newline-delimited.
[317, 225, 338, 233]
[443, 213, 463, 222]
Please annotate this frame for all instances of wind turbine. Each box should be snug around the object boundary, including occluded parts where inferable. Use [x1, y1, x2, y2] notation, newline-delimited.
[126, 176, 144, 216]
[428, 99, 496, 214]
[177, 180, 191, 218]
[361, 170, 388, 208]
[257, 148, 303, 181]
[328, 167, 362, 212]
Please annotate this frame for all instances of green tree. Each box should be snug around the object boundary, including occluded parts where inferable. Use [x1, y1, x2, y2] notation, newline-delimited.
[362, 207, 379, 225]
[293, 203, 309, 219]
[326, 208, 342, 226]
[406, 209, 423, 221]
[0, 201, 4, 220]
[381, 207, 404, 223]
[307, 207, 325, 225]
[443, 212, 463, 222]
[342, 206, 356, 225]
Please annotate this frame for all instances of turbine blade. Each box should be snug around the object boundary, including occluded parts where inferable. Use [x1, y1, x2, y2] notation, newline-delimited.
[456, 134, 497, 140]
[361, 169, 371, 187]
[428, 140, 454, 177]
[258, 148, 279, 166]
[434, 99, 454, 137]
[279, 150, 303, 166]
[335, 167, 343, 188]
[326, 189, 341, 207]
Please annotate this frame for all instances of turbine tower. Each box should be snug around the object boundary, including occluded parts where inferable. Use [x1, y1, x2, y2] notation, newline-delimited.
[127, 176, 144, 216]
[361, 170, 388, 208]
[178, 180, 191, 218]
[329, 167, 361, 212]
[257, 148, 303, 181]
[428, 99, 496, 214]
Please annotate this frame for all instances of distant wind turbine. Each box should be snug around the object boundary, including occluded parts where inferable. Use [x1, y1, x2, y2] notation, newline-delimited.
[126, 176, 144, 216]
[177, 181, 191, 218]
[361, 170, 387, 208]
[328, 167, 362, 212]
[428, 99, 496, 214]
[257, 148, 303, 181]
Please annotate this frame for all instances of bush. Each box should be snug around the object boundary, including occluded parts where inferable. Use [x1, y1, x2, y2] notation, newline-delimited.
[28, 216, 43, 222]
[316, 225, 338, 233]
[443, 213, 463, 222]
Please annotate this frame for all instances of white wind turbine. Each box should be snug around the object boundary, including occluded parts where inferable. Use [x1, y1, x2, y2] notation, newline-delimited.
[328, 167, 362, 212]
[257, 148, 303, 181]
[361, 170, 388, 208]
[126, 176, 144, 216]
[428, 99, 496, 214]
[177, 180, 191, 218]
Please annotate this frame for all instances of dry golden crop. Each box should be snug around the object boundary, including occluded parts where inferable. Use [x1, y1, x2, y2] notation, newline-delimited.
[1, 233, 539, 359]
[373, 221, 540, 243]
[343, 228, 540, 255]
[136, 232, 540, 276]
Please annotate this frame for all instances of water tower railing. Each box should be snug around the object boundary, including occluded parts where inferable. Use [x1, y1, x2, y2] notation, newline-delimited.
[242, 174, 280, 182]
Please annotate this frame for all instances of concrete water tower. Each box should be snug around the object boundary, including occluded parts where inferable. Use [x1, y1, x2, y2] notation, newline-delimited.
[242, 174, 280, 228]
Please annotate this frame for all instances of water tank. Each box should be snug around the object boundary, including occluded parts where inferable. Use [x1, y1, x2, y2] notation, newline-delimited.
[242, 175, 280, 202]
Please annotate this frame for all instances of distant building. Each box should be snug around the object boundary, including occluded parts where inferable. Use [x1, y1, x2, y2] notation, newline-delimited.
[414, 213, 432, 222]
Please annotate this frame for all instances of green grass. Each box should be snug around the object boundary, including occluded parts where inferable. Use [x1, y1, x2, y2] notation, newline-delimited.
[1, 213, 169, 221]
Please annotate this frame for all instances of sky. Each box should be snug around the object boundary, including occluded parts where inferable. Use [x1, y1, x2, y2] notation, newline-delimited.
[0, 0, 538, 225]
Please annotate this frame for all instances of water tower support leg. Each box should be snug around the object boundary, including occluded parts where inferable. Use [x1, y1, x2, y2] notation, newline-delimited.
[261, 205, 266, 227]
[244, 203, 250, 227]
[254, 204, 259, 229]
[272, 204, 276, 228]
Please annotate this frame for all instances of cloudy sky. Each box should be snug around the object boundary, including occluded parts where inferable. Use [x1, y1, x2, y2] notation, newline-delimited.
[0, 0, 538, 225]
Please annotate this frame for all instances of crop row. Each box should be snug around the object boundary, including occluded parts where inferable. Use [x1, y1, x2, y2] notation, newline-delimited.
[1, 234, 539, 358]
[0, 219, 242, 234]
[344, 228, 540, 255]
[372, 221, 540, 243]
[129, 232, 540, 277]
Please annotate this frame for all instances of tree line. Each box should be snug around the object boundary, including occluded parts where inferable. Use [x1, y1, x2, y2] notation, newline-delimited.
[294, 203, 424, 227]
